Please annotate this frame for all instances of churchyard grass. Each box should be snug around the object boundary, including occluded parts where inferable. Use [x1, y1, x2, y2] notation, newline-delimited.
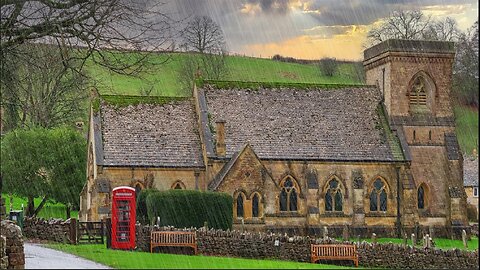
[1, 193, 77, 220]
[46, 243, 358, 269]
[359, 236, 479, 251]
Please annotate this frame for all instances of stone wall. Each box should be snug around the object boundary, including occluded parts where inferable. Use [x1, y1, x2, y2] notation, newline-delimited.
[1, 221, 25, 269]
[23, 217, 72, 243]
[136, 225, 479, 269]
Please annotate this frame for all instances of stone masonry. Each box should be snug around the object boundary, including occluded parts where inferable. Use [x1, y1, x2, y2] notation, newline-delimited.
[0, 220, 25, 269]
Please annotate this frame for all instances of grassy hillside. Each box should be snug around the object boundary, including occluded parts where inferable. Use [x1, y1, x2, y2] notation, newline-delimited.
[88, 52, 362, 96]
[88, 51, 477, 154]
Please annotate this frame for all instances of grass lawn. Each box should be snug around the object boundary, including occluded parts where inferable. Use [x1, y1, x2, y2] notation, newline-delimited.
[454, 105, 479, 155]
[46, 244, 356, 269]
[359, 237, 479, 251]
[1, 193, 77, 220]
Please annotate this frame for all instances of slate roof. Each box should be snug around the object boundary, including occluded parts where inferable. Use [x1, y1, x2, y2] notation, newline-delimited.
[201, 83, 405, 162]
[97, 99, 203, 167]
[464, 157, 479, 187]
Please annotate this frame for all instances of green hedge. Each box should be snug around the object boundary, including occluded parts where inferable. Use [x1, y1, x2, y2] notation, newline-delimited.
[146, 190, 233, 230]
[136, 189, 159, 224]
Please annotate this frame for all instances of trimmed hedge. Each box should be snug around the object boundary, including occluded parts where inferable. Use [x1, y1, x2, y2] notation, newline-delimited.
[136, 189, 159, 224]
[146, 190, 233, 230]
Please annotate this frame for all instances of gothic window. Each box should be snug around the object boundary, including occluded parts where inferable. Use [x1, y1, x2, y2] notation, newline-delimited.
[236, 193, 245, 218]
[171, 180, 186, 190]
[252, 193, 260, 218]
[279, 177, 299, 212]
[418, 184, 427, 209]
[410, 76, 427, 106]
[370, 178, 388, 212]
[325, 178, 343, 212]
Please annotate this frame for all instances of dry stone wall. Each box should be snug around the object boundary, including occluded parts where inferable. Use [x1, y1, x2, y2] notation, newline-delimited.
[23, 217, 71, 243]
[0, 221, 25, 269]
[136, 224, 479, 269]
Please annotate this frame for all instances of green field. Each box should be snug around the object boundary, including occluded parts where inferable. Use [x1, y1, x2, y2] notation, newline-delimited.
[88, 52, 362, 97]
[454, 105, 479, 155]
[1, 193, 77, 220]
[46, 244, 354, 269]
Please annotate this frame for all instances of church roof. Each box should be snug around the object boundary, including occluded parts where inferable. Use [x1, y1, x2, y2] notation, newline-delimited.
[464, 157, 479, 187]
[95, 96, 203, 168]
[200, 81, 405, 162]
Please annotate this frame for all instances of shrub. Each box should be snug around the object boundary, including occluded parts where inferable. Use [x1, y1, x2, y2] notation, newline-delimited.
[136, 189, 159, 224]
[146, 190, 233, 230]
[467, 203, 478, 222]
[318, 57, 338, 77]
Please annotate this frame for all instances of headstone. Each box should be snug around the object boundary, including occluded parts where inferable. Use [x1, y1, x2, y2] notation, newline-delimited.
[411, 233, 417, 247]
[403, 233, 408, 247]
[156, 216, 160, 226]
[462, 230, 468, 248]
[323, 226, 328, 239]
[342, 225, 349, 241]
[429, 226, 435, 240]
[203, 221, 208, 230]
[423, 234, 431, 249]
[241, 218, 245, 233]
[371, 233, 377, 244]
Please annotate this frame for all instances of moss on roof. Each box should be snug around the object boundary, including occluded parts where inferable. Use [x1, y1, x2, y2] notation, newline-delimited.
[200, 79, 373, 90]
[99, 95, 189, 108]
[376, 104, 405, 162]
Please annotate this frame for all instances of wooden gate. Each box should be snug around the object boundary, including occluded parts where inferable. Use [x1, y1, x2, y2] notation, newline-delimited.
[77, 221, 104, 244]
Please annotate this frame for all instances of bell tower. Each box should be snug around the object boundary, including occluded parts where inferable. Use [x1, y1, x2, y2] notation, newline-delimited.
[364, 39, 469, 237]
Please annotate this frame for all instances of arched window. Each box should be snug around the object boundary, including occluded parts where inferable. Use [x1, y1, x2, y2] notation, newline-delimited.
[280, 177, 298, 212]
[370, 178, 388, 212]
[410, 76, 427, 107]
[171, 180, 186, 190]
[325, 178, 343, 212]
[236, 193, 245, 218]
[252, 193, 260, 218]
[418, 184, 427, 209]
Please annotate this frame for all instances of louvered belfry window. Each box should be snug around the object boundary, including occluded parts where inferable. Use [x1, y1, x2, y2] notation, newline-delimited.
[410, 76, 427, 107]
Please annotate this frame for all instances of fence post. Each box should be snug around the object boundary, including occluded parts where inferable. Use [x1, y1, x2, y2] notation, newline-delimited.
[69, 218, 77, 244]
[101, 219, 105, 245]
[106, 217, 112, 249]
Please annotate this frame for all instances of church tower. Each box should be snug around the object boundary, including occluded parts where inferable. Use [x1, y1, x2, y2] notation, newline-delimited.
[364, 39, 469, 236]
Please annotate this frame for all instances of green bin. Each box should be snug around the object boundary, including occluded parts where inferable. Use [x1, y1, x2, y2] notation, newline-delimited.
[9, 210, 24, 229]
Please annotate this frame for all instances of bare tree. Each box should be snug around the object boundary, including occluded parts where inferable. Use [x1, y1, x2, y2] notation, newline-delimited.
[1, 42, 88, 129]
[0, 0, 176, 74]
[367, 10, 431, 45]
[318, 57, 338, 77]
[181, 16, 226, 54]
[178, 16, 228, 94]
[453, 21, 479, 107]
[423, 17, 461, 41]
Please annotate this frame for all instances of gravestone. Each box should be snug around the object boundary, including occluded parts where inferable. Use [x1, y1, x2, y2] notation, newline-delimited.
[423, 234, 431, 249]
[429, 226, 435, 240]
[403, 233, 408, 247]
[323, 226, 328, 239]
[342, 225, 349, 241]
[462, 230, 468, 248]
[371, 233, 377, 244]
[411, 233, 416, 247]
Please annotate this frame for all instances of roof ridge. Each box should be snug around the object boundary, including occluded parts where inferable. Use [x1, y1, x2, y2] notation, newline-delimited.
[200, 79, 375, 90]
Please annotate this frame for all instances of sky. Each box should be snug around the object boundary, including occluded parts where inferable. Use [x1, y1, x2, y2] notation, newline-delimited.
[158, 0, 478, 60]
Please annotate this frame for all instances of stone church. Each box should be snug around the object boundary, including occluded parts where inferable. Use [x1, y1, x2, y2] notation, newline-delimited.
[79, 39, 469, 237]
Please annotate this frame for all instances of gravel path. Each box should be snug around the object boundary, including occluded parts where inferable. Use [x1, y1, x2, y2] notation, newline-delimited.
[24, 243, 111, 269]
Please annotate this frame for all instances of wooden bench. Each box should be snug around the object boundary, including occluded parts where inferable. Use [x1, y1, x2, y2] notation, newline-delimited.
[311, 244, 358, 267]
[150, 231, 197, 255]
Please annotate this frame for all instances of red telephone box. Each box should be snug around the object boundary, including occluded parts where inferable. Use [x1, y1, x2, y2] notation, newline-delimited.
[111, 186, 136, 249]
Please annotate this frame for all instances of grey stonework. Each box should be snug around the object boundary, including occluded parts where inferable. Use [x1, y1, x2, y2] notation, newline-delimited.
[1, 220, 25, 269]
